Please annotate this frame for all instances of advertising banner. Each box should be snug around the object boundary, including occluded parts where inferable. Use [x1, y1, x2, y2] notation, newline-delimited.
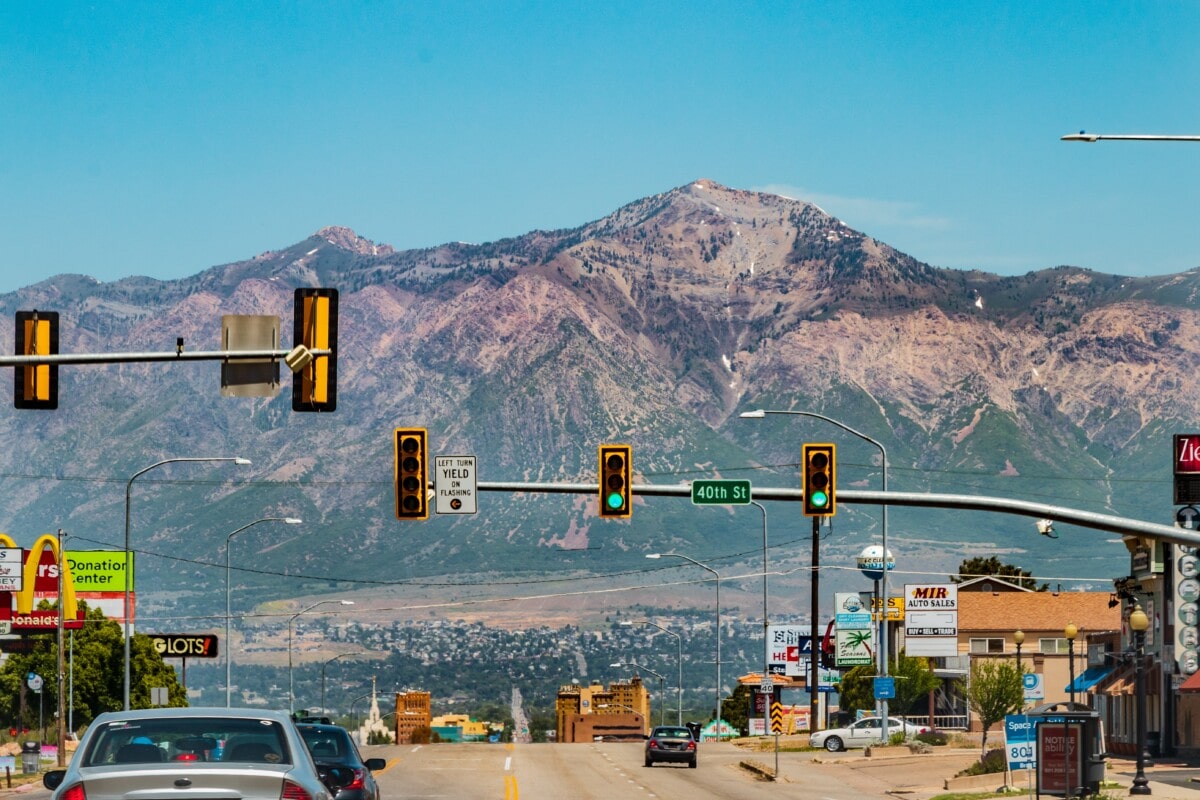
[835, 628, 874, 666]
[766, 626, 810, 676]
[1037, 722, 1083, 795]
[1004, 714, 1036, 771]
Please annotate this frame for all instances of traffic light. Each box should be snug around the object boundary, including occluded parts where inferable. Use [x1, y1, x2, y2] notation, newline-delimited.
[291, 288, 338, 412]
[15, 311, 58, 409]
[395, 427, 429, 520]
[598, 444, 632, 518]
[802, 443, 836, 516]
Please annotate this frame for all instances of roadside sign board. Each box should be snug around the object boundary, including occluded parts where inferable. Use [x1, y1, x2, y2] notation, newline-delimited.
[434, 456, 477, 514]
[1004, 714, 1036, 771]
[1176, 434, 1200, 504]
[873, 677, 895, 700]
[0, 548, 22, 591]
[691, 479, 751, 505]
[835, 628, 874, 666]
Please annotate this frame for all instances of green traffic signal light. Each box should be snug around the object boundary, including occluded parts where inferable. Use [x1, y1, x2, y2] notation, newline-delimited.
[802, 443, 836, 517]
[607, 492, 625, 510]
[809, 490, 829, 509]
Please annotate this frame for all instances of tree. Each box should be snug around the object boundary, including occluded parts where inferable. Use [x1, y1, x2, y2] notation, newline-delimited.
[889, 652, 941, 729]
[0, 602, 187, 735]
[833, 665, 875, 717]
[952, 556, 1047, 591]
[719, 683, 754, 735]
[966, 659, 1024, 756]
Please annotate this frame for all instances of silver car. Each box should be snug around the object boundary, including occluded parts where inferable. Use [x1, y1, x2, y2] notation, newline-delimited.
[43, 707, 349, 800]
[809, 716, 931, 752]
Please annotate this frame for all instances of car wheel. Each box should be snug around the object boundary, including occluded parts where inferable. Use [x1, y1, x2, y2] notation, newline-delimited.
[644, 756, 653, 767]
[688, 757, 697, 769]
[824, 736, 844, 752]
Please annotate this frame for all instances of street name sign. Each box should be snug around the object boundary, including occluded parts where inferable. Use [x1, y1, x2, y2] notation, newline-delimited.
[691, 479, 751, 505]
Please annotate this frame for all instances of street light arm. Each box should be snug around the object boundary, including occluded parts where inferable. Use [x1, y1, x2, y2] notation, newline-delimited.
[124, 455, 249, 711]
[1062, 132, 1200, 142]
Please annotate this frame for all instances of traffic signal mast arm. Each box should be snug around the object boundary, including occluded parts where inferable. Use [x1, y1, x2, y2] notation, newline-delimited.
[0, 348, 331, 366]
[471, 479, 1200, 546]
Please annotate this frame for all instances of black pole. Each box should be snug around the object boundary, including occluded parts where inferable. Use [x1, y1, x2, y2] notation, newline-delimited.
[1068, 641, 1076, 707]
[810, 516, 820, 734]
[1132, 627, 1150, 795]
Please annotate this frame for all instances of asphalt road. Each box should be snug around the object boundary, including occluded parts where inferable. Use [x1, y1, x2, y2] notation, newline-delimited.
[361, 740, 970, 799]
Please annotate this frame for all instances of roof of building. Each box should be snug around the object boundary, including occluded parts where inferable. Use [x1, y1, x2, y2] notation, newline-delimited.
[957, 590, 1121, 634]
[956, 576, 1035, 593]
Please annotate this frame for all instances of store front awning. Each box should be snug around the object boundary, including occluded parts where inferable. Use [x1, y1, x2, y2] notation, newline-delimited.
[1065, 665, 1116, 693]
[1179, 670, 1200, 693]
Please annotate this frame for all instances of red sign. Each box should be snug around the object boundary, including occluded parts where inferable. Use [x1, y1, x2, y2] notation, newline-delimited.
[1037, 723, 1083, 794]
[1178, 435, 1200, 475]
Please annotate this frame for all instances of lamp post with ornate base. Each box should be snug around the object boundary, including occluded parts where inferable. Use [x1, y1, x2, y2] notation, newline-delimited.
[1065, 622, 1078, 706]
[1130, 604, 1151, 795]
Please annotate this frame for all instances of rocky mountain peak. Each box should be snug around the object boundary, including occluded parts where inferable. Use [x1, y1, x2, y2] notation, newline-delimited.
[315, 226, 395, 257]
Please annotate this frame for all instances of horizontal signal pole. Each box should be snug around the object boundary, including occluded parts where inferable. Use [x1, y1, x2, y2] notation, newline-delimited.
[0, 348, 331, 367]
[475, 480, 1198, 547]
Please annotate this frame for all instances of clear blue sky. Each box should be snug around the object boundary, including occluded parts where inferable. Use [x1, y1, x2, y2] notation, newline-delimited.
[2, 2, 1198, 294]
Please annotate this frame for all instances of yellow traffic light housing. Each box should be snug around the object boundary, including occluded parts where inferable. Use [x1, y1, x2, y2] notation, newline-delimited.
[395, 427, 429, 520]
[598, 444, 632, 518]
[15, 311, 58, 409]
[802, 443, 836, 516]
[292, 288, 337, 412]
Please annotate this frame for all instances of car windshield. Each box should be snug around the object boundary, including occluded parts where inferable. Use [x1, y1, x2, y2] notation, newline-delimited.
[83, 717, 291, 766]
[654, 728, 691, 738]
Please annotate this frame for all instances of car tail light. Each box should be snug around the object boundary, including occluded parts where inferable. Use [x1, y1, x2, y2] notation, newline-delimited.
[61, 784, 86, 800]
[648, 738, 659, 749]
[174, 753, 199, 762]
[344, 768, 366, 791]
[687, 741, 696, 751]
[281, 780, 313, 800]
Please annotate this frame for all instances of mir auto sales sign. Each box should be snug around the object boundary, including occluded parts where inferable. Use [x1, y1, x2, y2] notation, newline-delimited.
[150, 635, 219, 658]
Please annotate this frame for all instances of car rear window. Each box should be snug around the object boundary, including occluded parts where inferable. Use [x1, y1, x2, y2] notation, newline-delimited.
[654, 728, 691, 738]
[84, 718, 291, 766]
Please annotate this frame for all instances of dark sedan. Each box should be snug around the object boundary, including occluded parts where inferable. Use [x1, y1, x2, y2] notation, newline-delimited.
[297, 723, 387, 800]
[644, 725, 697, 768]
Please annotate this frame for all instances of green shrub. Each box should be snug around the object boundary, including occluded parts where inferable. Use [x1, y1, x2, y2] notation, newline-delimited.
[956, 749, 1006, 776]
[916, 730, 948, 746]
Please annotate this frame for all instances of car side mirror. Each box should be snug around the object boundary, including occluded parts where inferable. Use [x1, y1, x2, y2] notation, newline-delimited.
[43, 771, 66, 791]
[363, 757, 386, 771]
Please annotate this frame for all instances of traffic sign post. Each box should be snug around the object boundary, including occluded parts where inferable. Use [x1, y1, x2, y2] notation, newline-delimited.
[691, 479, 751, 505]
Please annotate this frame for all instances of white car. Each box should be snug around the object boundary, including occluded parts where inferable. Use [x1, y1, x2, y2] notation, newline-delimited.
[809, 716, 930, 752]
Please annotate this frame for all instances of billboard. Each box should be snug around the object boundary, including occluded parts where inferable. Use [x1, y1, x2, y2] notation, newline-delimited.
[904, 583, 958, 657]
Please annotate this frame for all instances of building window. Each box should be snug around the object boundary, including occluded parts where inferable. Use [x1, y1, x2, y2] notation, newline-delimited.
[1039, 638, 1070, 654]
[970, 638, 1004, 654]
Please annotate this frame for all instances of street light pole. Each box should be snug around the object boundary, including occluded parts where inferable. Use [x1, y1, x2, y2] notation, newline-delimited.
[226, 517, 302, 707]
[1130, 604, 1151, 795]
[289, 600, 355, 713]
[322, 651, 366, 716]
[750, 499, 769, 737]
[647, 553, 721, 730]
[741, 408, 890, 735]
[124, 456, 249, 710]
[623, 620, 683, 725]
[1065, 623, 1079, 706]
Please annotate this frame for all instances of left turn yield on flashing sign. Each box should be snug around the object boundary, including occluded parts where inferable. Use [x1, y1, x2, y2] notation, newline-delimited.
[435, 455, 477, 514]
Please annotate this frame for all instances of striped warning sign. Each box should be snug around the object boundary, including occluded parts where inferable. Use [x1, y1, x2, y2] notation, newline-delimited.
[770, 701, 784, 734]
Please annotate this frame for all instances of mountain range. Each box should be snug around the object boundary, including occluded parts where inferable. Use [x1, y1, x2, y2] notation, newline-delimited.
[2, 179, 1198, 627]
